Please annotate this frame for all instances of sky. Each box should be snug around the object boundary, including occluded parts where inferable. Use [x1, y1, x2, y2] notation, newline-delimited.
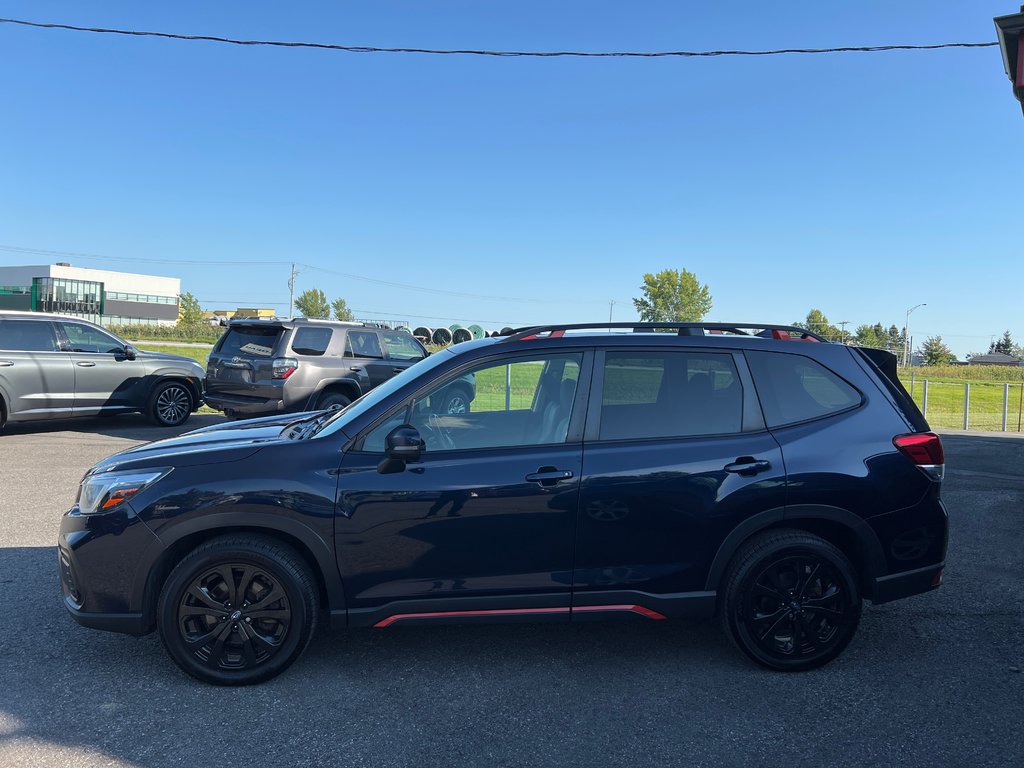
[1, 1, 1022, 359]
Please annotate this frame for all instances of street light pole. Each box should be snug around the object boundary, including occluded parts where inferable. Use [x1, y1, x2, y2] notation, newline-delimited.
[904, 303, 926, 367]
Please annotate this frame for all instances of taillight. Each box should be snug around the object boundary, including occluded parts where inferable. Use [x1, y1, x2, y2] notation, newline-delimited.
[273, 358, 298, 379]
[893, 432, 944, 481]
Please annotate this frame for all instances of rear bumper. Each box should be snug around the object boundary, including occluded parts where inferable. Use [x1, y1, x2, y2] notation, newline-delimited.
[204, 392, 287, 415]
[870, 562, 944, 604]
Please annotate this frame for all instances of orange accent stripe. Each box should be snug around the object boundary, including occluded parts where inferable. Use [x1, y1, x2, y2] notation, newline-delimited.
[372, 603, 667, 628]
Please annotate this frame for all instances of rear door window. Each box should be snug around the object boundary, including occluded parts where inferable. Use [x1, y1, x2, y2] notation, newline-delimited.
[0, 319, 59, 351]
[344, 331, 384, 360]
[745, 351, 861, 427]
[291, 327, 333, 357]
[382, 331, 426, 362]
[598, 351, 743, 439]
[217, 326, 283, 357]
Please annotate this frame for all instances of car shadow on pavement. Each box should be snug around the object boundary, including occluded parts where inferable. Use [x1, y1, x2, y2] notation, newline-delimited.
[0, 413, 226, 442]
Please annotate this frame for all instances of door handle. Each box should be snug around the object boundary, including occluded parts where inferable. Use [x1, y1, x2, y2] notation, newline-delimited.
[525, 468, 575, 486]
[392, 368, 404, 374]
[76, 361, 97, 368]
[724, 458, 772, 476]
[0, 360, 13, 367]
[349, 366, 363, 372]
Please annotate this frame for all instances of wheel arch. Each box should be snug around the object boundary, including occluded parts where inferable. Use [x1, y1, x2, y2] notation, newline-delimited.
[306, 378, 361, 409]
[705, 504, 887, 602]
[136, 514, 346, 634]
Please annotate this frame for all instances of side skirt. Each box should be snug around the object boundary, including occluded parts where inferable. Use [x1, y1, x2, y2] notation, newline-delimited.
[343, 590, 717, 629]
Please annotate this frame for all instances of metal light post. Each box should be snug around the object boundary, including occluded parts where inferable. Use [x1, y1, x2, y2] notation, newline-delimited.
[904, 303, 926, 367]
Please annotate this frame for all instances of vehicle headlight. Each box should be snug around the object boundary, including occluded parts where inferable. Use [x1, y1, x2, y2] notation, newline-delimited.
[77, 468, 172, 515]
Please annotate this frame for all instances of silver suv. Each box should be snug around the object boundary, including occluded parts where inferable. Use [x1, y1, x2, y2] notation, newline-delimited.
[204, 319, 434, 418]
[0, 311, 204, 429]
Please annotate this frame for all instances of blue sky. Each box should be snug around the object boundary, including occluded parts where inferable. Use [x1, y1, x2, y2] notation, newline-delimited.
[1, 1, 1021, 358]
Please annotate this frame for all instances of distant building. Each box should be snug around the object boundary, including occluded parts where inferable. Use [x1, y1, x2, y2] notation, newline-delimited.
[968, 353, 1024, 367]
[995, 7, 1024, 115]
[0, 263, 179, 326]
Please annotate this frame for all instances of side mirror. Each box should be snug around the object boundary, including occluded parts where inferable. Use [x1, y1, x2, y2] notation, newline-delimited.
[124, 344, 137, 361]
[377, 425, 424, 474]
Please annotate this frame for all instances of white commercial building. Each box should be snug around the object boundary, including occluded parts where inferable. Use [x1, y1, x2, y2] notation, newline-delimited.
[0, 263, 181, 326]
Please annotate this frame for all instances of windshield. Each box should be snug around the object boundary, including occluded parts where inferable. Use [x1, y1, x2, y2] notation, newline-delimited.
[314, 348, 457, 438]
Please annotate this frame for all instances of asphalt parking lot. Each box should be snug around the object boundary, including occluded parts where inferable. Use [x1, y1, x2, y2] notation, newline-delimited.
[1, 417, 1021, 767]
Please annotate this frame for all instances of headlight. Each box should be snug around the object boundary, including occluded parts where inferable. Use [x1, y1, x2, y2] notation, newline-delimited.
[77, 468, 172, 515]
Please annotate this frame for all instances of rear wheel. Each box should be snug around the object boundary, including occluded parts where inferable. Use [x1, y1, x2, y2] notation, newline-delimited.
[316, 390, 351, 410]
[721, 529, 861, 671]
[437, 387, 471, 415]
[157, 535, 318, 686]
[149, 380, 193, 427]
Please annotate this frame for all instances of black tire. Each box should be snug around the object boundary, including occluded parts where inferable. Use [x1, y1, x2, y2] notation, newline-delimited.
[720, 529, 861, 672]
[157, 535, 318, 686]
[316, 391, 351, 410]
[436, 387, 471, 415]
[149, 380, 193, 427]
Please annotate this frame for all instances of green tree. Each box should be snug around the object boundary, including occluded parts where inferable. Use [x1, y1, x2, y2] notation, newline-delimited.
[177, 292, 205, 327]
[331, 297, 355, 322]
[793, 309, 842, 341]
[295, 288, 331, 319]
[919, 335, 955, 366]
[990, 330, 1015, 355]
[854, 323, 887, 348]
[632, 268, 712, 324]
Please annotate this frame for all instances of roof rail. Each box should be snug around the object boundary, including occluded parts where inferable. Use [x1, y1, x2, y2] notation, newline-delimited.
[501, 322, 828, 343]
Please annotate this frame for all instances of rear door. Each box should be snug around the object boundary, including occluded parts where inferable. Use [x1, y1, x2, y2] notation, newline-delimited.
[206, 324, 286, 400]
[343, 330, 391, 388]
[0, 318, 75, 419]
[572, 348, 786, 612]
[55, 321, 146, 413]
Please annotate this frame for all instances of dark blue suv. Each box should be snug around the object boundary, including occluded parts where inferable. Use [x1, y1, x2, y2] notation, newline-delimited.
[58, 323, 948, 685]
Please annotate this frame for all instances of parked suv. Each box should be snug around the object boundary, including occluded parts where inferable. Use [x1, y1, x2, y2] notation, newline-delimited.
[204, 319, 437, 417]
[0, 311, 204, 429]
[59, 323, 947, 685]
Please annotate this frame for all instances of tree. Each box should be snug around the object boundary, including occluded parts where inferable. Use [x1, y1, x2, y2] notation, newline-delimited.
[632, 268, 712, 324]
[295, 288, 330, 319]
[793, 309, 842, 342]
[177, 292, 205, 327]
[919, 335, 955, 366]
[990, 330, 1015, 355]
[331, 297, 355, 322]
[854, 323, 887, 349]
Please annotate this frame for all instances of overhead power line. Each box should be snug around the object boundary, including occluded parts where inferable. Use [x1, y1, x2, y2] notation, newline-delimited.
[0, 18, 999, 58]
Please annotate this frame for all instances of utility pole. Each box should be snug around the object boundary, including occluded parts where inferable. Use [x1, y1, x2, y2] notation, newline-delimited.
[904, 303, 926, 367]
[608, 300, 615, 324]
[287, 263, 299, 320]
[838, 320, 849, 344]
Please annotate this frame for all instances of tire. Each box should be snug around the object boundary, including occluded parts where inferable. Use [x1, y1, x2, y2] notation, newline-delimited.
[149, 380, 193, 427]
[720, 529, 861, 672]
[316, 391, 351, 410]
[157, 535, 318, 686]
[437, 387, 471, 415]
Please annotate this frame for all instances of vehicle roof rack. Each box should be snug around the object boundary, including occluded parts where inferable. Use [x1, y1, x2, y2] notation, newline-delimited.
[501, 322, 828, 343]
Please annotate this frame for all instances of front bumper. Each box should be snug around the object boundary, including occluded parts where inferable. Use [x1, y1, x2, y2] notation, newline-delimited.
[58, 503, 164, 636]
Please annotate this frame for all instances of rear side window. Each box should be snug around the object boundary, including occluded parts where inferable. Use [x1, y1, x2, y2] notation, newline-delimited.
[344, 331, 383, 360]
[217, 326, 283, 357]
[382, 331, 425, 361]
[0, 319, 59, 352]
[746, 351, 861, 427]
[291, 327, 332, 357]
[599, 351, 743, 440]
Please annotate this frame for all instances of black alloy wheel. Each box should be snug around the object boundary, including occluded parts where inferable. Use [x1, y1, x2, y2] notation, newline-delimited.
[150, 381, 193, 427]
[721, 530, 861, 671]
[439, 388, 470, 415]
[157, 536, 318, 685]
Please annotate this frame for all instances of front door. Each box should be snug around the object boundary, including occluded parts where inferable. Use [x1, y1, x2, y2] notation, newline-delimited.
[335, 351, 590, 627]
[56, 321, 146, 413]
[572, 348, 787, 617]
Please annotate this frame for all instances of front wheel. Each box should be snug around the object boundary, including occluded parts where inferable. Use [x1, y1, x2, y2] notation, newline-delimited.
[157, 536, 318, 685]
[720, 529, 861, 671]
[149, 380, 193, 427]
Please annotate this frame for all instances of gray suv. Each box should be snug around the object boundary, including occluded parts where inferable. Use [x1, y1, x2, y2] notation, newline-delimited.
[204, 319, 438, 417]
[0, 311, 205, 429]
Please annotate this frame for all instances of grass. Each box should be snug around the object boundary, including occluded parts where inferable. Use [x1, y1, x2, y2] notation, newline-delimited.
[898, 372, 1024, 431]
